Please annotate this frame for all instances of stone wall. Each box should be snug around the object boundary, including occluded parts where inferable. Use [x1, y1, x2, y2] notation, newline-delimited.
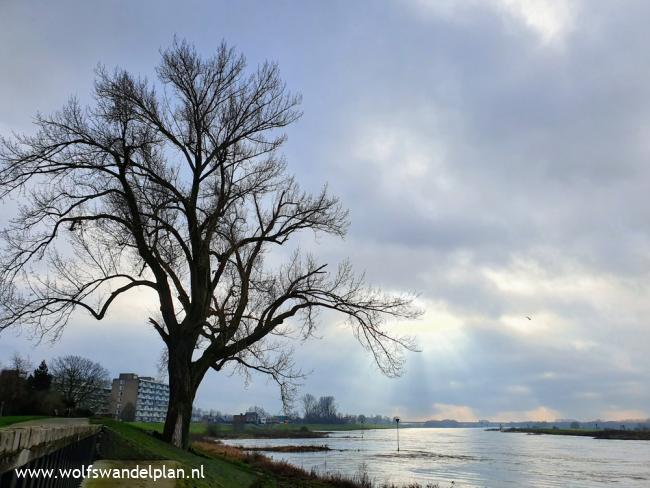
[0, 422, 100, 474]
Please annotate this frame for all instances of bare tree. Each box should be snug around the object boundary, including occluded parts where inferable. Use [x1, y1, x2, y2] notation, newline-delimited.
[0, 355, 32, 415]
[0, 39, 419, 448]
[120, 402, 136, 422]
[247, 405, 269, 418]
[50, 355, 109, 411]
[10, 353, 33, 377]
[302, 393, 317, 421]
[318, 395, 338, 421]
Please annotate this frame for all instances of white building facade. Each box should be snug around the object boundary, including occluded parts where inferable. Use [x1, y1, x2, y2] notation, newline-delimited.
[110, 373, 170, 423]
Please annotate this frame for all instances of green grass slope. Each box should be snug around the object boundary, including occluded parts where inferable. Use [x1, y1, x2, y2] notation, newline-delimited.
[94, 420, 258, 488]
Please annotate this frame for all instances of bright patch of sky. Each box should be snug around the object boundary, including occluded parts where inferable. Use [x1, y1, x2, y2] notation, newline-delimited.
[1, 0, 649, 421]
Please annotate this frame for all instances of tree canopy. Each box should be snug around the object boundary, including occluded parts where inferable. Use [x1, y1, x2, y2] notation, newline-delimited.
[0, 39, 419, 448]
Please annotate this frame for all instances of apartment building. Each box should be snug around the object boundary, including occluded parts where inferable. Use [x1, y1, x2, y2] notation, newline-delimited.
[110, 373, 170, 423]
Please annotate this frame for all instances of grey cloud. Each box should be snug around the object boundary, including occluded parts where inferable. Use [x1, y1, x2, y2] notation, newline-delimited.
[2, 0, 650, 420]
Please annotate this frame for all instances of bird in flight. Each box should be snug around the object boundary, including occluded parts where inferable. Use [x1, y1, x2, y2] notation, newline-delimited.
[525, 316, 532, 320]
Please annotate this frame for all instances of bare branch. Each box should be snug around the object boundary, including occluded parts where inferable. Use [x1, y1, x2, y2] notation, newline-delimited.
[0, 39, 420, 449]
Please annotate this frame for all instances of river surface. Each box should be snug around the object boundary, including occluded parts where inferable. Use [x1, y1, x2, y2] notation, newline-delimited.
[223, 428, 650, 487]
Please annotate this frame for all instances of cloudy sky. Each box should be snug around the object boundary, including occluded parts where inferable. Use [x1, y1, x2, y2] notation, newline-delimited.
[2, 0, 650, 422]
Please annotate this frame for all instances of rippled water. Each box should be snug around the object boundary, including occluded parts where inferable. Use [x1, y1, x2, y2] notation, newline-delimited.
[224, 428, 650, 487]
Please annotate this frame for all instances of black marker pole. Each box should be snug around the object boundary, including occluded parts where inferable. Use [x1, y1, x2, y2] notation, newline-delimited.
[394, 416, 400, 452]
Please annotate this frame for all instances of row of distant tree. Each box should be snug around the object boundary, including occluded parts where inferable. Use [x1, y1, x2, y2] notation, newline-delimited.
[193, 401, 394, 426]
[299, 394, 393, 425]
[0, 353, 110, 417]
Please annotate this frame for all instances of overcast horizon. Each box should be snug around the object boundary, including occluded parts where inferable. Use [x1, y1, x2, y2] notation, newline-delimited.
[2, 0, 650, 423]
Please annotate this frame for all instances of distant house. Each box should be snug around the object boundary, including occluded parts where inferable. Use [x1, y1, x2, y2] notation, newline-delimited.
[233, 414, 246, 431]
[233, 411, 262, 425]
[0, 369, 22, 380]
[244, 411, 259, 424]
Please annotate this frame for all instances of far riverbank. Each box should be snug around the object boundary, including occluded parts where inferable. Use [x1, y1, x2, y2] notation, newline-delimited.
[498, 427, 650, 440]
[129, 420, 390, 439]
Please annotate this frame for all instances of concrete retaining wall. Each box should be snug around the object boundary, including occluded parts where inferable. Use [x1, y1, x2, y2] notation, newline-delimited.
[0, 422, 100, 474]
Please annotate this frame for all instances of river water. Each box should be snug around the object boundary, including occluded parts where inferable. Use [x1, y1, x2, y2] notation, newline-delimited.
[223, 428, 650, 487]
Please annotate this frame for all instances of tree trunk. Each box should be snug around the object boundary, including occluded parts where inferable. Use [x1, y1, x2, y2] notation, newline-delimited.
[162, 346, 196, 449]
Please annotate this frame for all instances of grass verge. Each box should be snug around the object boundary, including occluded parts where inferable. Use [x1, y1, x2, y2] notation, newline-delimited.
[0, 415, 48, 428]
[194, 440, 366, 488]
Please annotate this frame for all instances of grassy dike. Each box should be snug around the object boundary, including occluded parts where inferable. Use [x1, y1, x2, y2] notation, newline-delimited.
[91, 420, 375, 487]
[90, 419, 258, 487]
[3, 418, 445, 487]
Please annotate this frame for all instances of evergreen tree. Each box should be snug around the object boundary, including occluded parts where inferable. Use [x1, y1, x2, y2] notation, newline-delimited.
[30, 360, 52, 391]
